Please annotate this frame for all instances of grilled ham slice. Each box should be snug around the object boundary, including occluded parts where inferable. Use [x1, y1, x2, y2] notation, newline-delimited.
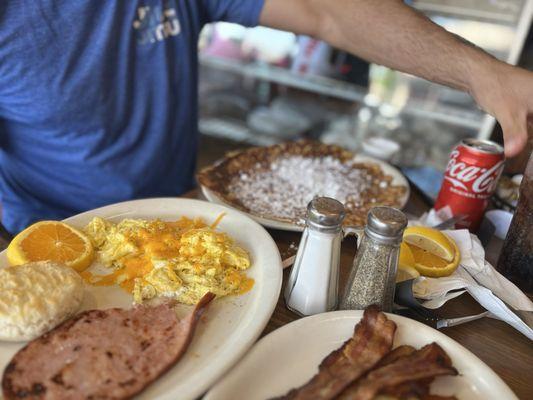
[2, 292, 215, 400]
[273, 306, 396, 400]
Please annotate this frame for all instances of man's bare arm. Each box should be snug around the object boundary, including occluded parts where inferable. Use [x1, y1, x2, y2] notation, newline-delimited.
[260, 0, 532, 157]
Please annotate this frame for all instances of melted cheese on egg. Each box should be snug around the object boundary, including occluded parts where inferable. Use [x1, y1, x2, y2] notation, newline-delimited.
[82, 216, 253, 304]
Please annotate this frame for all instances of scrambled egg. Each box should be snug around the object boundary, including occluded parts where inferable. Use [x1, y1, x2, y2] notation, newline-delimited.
[81, 216, 253, 305]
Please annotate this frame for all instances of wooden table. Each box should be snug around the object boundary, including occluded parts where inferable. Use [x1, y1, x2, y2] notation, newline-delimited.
[2, 185, 529, 397]
[190, 189, 533, 399]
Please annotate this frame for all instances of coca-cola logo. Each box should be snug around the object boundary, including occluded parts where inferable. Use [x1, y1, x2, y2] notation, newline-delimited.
[443, 150, 504, 194]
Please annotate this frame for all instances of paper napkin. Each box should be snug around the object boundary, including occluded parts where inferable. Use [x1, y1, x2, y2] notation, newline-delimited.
[412, 212, 533, 340]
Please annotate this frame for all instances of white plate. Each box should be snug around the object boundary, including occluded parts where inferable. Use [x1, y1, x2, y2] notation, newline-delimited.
[205, 311, 517, 400]
[201, 154, 410, 232]
[0, 198, 282, 400]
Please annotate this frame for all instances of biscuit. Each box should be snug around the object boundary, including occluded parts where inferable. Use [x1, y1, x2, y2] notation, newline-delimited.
[0, 261, 84, 341]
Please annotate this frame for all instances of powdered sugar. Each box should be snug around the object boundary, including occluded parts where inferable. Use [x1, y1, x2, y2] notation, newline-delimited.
[228, 155, 387, 224]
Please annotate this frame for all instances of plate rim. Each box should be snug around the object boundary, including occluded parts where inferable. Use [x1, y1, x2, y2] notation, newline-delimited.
[200, 154, 410, 232]
[205, 309, 517, 400]
[0, 197, 283, 400]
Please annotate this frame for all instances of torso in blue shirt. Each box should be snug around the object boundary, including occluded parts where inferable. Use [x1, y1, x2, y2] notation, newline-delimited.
[0, 0, 263, 233]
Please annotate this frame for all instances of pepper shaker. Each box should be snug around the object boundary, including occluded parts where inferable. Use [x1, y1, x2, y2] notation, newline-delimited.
[284, 197, 345, 316]
[339, 206, 407, 312]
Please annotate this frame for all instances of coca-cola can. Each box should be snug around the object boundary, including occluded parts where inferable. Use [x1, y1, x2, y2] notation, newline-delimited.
[434, 138, 505, 231]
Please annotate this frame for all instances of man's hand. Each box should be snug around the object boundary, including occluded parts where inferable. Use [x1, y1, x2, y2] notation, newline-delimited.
[260, 0, 531, 157]
[468, 62, 532, 157]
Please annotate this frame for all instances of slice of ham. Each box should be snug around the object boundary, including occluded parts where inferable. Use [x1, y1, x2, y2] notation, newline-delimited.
[2, 292, 215, 400]
[337, 342, 458, 400]
[273, 306, 396, 400]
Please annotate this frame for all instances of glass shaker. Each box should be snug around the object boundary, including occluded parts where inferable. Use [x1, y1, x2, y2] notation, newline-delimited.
[339, 206, 407, 312]
[284, 197, 345, 316]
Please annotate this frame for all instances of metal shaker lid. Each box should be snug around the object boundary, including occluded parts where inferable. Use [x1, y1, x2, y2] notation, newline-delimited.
[307, 197, 345, 230]
[366, 206, 407, 239]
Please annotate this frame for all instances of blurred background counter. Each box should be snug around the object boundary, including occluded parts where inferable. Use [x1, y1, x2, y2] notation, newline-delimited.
[196, 0, 533, 199]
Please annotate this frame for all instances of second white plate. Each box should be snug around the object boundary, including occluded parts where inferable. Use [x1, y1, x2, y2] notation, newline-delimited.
[205, 310, 517, 400]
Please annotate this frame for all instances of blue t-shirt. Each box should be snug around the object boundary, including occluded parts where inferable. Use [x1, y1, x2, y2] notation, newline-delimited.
[0, 0, 264, 233]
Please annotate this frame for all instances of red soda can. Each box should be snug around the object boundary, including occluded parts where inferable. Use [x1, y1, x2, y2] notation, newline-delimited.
[434, 138, 505, 231]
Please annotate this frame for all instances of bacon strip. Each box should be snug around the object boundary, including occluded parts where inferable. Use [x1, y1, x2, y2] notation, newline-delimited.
[374, 345, 416, 368]
[373, 345, 432, 399]
[377, 378, 432, 399]
[273, 306, 396, 400]
[374, 393, 457, 400]
[337, 343, 457, 400]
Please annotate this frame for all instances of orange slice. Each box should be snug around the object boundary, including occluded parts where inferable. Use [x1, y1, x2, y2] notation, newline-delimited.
[396, 242, 420, 282]
[7, 221, 94, 272]
[403, 226, 455, 262]
[407, 235, 461, 278]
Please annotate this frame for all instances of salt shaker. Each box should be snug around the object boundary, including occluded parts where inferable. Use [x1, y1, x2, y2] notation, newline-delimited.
[339, 206, 407, 312]
[284, 197, 345, 316]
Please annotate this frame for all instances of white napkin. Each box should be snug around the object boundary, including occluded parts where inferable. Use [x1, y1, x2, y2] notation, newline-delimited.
[412, 211, 533, 340]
